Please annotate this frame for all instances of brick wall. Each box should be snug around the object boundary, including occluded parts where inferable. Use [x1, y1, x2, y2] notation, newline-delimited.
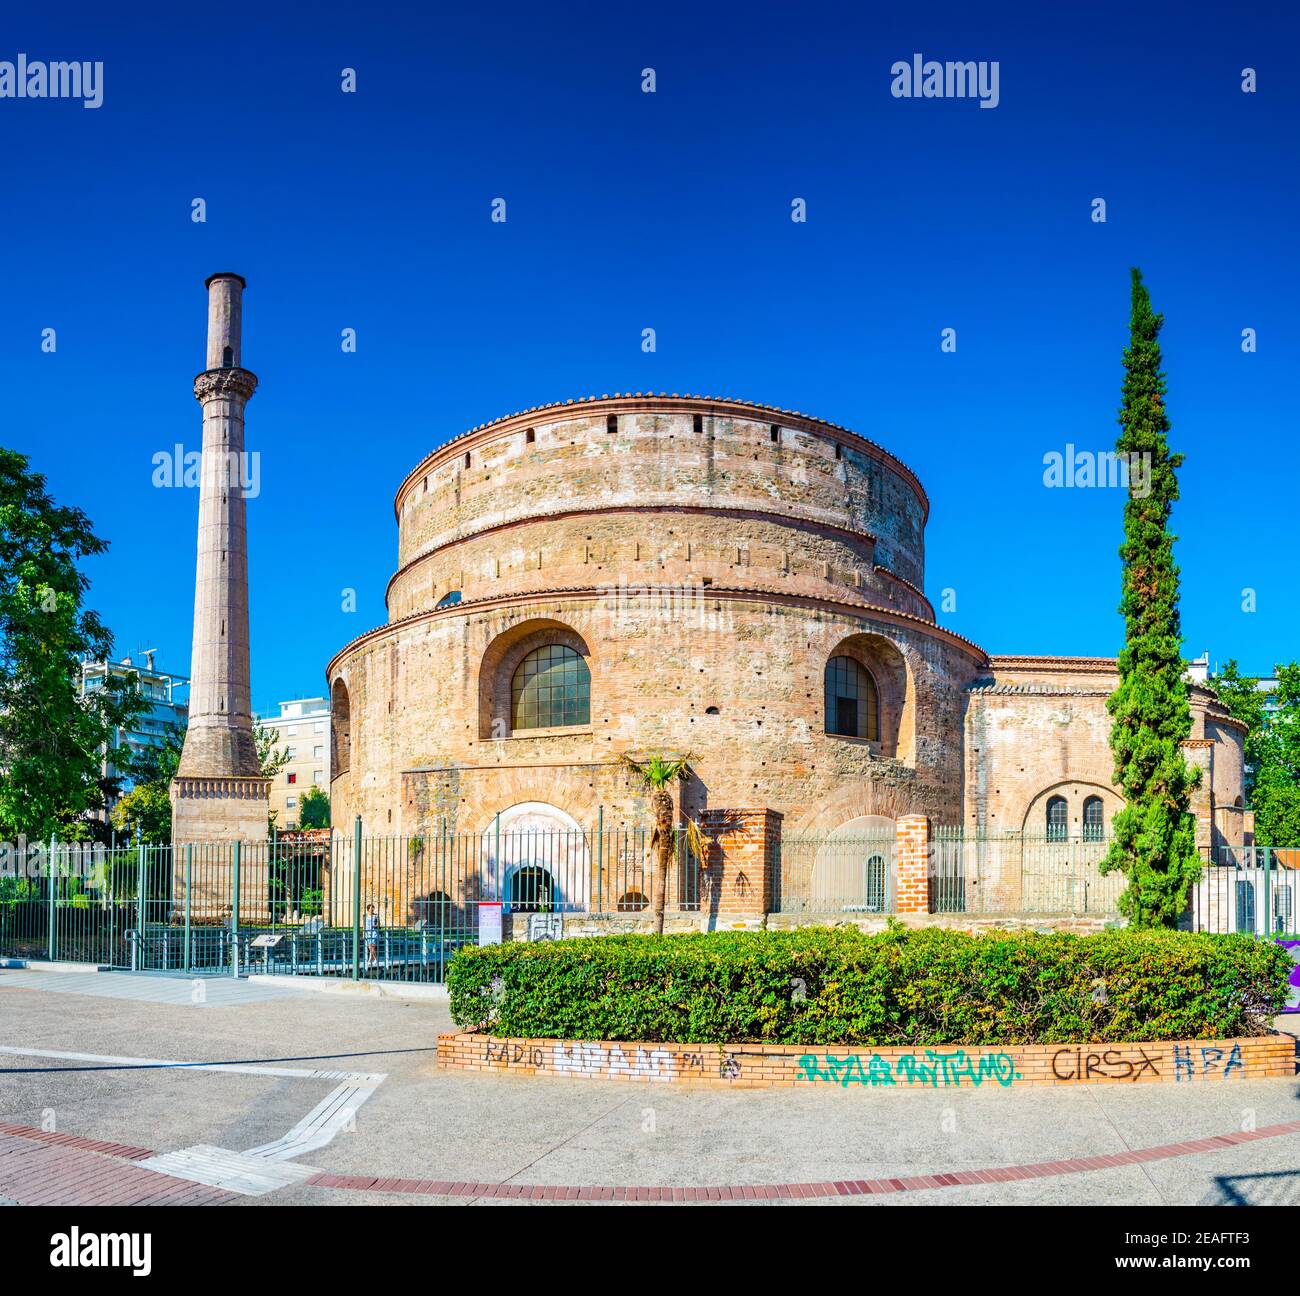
[700, 807, 781, 917]
[437, 1031, 1293, 1089]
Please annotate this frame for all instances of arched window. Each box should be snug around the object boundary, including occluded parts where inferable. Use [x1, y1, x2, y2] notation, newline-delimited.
[1045, 795, 1068, 842]
[864, 854, 887, 913]
[435, 591, 462, 609]
[417, 890, 453, 928]
[1082, 796, 1105, 841]
[511, 644, 590, 730]
[330, 678, 351, 775]
[824, 656, 878, 740]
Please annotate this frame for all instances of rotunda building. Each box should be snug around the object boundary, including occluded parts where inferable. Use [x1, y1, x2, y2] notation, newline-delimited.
[325, 392, 1249, 885]
[325, 394, 993, 840]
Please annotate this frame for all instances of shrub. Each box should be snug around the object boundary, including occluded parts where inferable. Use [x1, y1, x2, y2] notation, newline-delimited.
[447, 925, 1291, 1045]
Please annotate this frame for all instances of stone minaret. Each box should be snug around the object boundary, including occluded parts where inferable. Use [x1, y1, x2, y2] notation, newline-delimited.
[171, 273, 270, 845]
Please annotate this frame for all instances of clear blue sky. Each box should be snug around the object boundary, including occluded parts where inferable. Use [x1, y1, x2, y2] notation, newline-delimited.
[2, 0, 1295, 712]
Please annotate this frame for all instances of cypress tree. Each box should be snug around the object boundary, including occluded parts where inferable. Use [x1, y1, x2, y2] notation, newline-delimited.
[1100, 269, 1202, 926]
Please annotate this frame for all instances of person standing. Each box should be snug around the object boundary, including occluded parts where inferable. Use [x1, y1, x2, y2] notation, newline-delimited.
[364, 903, 379, 974]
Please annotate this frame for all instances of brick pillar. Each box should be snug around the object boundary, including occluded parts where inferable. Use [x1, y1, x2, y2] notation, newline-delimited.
[700, 808, 781, 917]
[894, 814, 931, 914]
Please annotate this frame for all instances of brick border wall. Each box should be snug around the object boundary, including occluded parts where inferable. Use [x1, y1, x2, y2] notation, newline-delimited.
[437, 1032, 1293, 1089]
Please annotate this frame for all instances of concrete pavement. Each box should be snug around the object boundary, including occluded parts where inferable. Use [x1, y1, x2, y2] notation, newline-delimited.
[1, 969, 1296, 1205]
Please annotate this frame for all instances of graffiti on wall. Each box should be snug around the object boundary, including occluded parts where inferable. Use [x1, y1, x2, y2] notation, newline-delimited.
[798, 1049, 1019, 1088]
[1050, 1047, 1161, 1082]
[476, 1038, 1257, 1086]
[481, 1038, 743, 1082]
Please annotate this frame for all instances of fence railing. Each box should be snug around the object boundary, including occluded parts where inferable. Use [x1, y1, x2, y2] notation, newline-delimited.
[1188, 848, 1298, 937]
[931, 829, 1126, 917]
[0, 821, 696, 981]
[4, 829, 1295, 981]
[774, 833, 896, 914]
[775, 830, 1299, 933]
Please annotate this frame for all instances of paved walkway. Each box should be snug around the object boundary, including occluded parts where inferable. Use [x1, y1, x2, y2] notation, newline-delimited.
[0, 969, 314, 1007]
[1, 968, 1297, 1206]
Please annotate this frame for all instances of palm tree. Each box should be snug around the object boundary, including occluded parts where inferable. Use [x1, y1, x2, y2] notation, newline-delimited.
[618, 752, 701, 935]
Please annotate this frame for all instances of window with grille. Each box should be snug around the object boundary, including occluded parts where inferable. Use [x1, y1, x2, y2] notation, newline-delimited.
[511, 644, 590, 730]
[824, 656, 878, 741]
[1046, 795, 1068, 841]
[1082, 796, 1104, 841]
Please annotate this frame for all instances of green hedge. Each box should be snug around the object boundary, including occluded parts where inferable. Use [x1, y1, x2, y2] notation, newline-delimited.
[446, 925, 1292, 1046]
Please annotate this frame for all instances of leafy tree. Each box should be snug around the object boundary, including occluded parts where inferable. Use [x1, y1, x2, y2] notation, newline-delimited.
[1100, 271, 1202, 926]
[109, 722, 184, 844]
[109, 782, 172, 844]
[0, 450, 144, 842]
[298, 785, 330, 829]
[1212, 660, 1300, 845]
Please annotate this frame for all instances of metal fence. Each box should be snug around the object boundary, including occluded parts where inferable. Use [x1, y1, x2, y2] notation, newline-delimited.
[0, 820, 679, 982]
[931, 829, 1127, 917]
[1187, 848, 1298, 937]
[775, 830, 1299, 933]
[5, 828, 1295, 981]
[774, 833, 895, 914]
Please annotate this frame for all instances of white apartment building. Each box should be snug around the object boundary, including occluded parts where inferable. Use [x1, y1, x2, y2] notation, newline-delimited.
[259, 697, 331, 829]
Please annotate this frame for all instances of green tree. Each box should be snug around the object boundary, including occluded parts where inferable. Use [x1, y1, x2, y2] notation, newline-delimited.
[109, 722, 184, 844]
[0, 450, 144, 842]
[1100, 270, 1202, 926]
[109, 781, 173, 844]
[1213, 660, 1300, 845]
[298, 784, 330, 829]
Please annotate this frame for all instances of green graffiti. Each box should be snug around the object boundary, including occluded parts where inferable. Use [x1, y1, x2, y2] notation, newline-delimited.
[798, 1048, 1018, 1088]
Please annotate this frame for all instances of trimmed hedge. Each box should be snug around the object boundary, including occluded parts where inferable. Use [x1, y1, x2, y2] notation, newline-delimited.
[446, 925, 1292, 1046]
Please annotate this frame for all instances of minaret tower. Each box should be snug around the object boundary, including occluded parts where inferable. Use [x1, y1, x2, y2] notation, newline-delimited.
[171, 273, 270, 844]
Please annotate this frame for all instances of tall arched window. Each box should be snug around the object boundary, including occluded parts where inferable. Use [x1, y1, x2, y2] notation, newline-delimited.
[330, 678, 351, 775]
[1045, 795, 1068, 842]
[1082, 796, 1105, 841]
[511, 644, 590, 730]
[824, 656, 878, 741]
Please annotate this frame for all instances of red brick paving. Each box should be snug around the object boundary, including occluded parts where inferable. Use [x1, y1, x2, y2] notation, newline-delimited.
[0, 1121, 153, 1161]
[0, 1129, 234, 1206]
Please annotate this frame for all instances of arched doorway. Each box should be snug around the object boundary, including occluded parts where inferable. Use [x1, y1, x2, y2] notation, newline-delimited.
[481, 802, 592, 913]
[508, 865, 556, 913]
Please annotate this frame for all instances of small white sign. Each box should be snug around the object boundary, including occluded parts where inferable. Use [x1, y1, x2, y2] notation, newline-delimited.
[478, 902, 503, 946]
[250, 934, 284, 949]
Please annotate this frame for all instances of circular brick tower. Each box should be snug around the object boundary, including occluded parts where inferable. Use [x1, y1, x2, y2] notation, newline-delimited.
[327, 395, 988, 837]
